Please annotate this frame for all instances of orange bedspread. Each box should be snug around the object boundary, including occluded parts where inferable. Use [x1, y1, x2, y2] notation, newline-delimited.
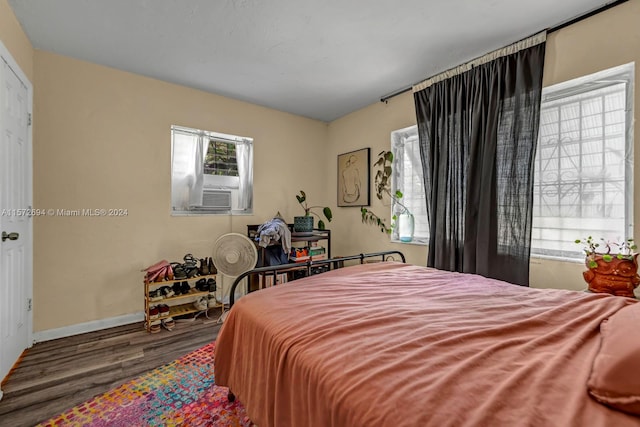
[215, 262, 640, 427]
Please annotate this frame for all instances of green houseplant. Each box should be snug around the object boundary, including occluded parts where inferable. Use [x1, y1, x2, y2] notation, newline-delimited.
[294, 190, 333, 232]
[361, 150, 413, 241]
[576, 236, 639, 297]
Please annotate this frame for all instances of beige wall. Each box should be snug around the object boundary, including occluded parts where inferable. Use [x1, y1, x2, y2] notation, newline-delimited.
[1, 0, 639, 332]
[32, 51, 328, 331]
[328, 1, 640, 290]
[0, 0, 33, 81]
[327, 93, 426, 266]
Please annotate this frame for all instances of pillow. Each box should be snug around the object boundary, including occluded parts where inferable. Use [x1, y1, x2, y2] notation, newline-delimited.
[587, 301, 640, 415]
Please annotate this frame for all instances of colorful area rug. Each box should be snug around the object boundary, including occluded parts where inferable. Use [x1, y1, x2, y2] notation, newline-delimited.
[37, 342, 252, 427]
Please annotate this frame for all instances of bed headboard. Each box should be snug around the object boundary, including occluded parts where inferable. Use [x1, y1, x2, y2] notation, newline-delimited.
[227, 251, 406, 308]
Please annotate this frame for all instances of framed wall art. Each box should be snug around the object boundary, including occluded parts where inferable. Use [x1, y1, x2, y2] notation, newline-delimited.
[337, 147, 370, 207]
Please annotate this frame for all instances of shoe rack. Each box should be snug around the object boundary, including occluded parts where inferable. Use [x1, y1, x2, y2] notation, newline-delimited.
[143, 274, 220, 333]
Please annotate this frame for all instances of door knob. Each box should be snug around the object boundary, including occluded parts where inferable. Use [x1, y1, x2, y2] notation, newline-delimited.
[2, 232, 19, 242]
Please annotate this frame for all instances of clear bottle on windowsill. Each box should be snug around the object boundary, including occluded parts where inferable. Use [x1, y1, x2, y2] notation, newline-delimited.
[397, 211, 414, 243]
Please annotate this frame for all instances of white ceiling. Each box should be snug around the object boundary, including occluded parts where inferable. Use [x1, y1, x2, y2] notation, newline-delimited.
[9, 0, 615, 122]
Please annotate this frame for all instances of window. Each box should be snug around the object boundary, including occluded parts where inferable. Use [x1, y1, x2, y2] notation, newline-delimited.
[531, 63, 634, 259]
[171, 125, 253, 215]
[391, 125, 429, 244]
[205, 141, 238, 176]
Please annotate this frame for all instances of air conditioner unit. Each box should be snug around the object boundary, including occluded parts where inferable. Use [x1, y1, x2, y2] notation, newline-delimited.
[191, 189, 232, 211]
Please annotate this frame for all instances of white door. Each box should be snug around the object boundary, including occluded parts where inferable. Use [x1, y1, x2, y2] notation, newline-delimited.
[0, 51, 32, 401]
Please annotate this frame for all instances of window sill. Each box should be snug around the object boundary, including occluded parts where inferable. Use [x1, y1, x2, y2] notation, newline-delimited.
[171, 210, 253, 216]
[390, 238, 428, 246]
[530, 253, 583, 264]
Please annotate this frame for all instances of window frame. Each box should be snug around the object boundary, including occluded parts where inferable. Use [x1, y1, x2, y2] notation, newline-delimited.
[530, 62, 635, 261]
[170, 125, 253, 216]
[205, 139, 239, 177]
[390, 125, 430, 245]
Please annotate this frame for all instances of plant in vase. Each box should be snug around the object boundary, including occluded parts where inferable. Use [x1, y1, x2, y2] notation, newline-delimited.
[294, 190, 333, 232]
[361, 150, 414, 241]
[575, 236, 639, 297]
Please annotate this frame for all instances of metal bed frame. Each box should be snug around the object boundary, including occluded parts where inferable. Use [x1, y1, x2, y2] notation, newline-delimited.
[227, 250, 406, 308]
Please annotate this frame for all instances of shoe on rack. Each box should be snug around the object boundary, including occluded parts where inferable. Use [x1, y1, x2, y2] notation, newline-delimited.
[181, 254, 198, 278]
[195, 278, 207, 292]
[193, 296, 208, 311]
[171, 262, 188, 280]
[184, 265, 199, 278]
[149, 306, 159, 320]
[158, 304, 170, 317]
[172, 282, 182, 296]
[160, 286, 174, 298]
[149, 319, 161, 333]
[161, 317, 175, 331]
[149, 290, 164, 302]
[199, 258, 210, 275]
[206, 278, 216, 293]
[208, 257, 217, 275]
[183, 253, 198, 267]
[181, 281, 191, 295]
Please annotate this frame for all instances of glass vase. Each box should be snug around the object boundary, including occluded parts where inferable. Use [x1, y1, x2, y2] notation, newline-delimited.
[397, 212, 414, 243]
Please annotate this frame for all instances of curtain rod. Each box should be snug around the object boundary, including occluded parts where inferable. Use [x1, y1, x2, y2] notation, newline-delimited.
[379, 0, 629, 103]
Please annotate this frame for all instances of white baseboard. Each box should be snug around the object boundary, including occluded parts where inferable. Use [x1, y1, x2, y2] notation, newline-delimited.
[33, 312, 145, 343]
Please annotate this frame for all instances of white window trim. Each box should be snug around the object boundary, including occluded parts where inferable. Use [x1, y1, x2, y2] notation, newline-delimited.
[390, 125, 429, 245]
[531, 62, 634, 260]
[170, 125, 253, 216]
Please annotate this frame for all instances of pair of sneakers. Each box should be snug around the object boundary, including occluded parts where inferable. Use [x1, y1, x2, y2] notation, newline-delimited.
[170, 254, 200, 279]
[148, 289, 164, 302]
[195, 278, 218, 308]
[172, 281, 191, 295]
[149, 286, 175, 302]
[195, 278, 216, 292]
[193, 296, 208, 311]
[148, 305, 172, 333]
[149, 319, 161, 333]
[149, 304, 170, 320]
[162, 317, 175, 331]
[149, 316, 174, 333]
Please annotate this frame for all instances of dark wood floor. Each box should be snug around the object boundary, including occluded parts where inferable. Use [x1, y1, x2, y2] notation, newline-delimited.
[0, 310, 223, 427]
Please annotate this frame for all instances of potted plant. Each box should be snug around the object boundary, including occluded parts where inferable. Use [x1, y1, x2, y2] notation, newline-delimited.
[576, 236, 639, 297]
[294, 190, 333, 232]
[361, 150, 414, 241]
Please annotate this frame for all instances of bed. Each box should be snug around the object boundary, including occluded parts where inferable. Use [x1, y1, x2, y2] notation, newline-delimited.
[215, 258, 640, 426]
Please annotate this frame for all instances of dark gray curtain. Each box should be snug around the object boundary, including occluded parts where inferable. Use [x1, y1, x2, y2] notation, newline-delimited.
[414, 41, 545, 286]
